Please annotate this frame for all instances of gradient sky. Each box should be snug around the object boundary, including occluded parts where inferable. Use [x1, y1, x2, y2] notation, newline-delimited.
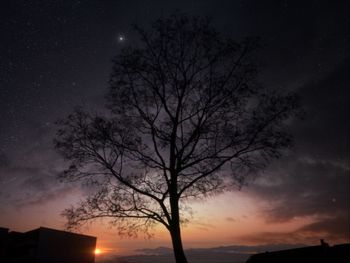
[0, 0, 349, 259]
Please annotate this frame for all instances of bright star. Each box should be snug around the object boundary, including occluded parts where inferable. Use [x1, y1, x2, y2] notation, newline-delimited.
[118, 35, 125, 42]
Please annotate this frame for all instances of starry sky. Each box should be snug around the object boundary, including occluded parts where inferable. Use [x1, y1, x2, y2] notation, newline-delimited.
[0, 0, 349, 258]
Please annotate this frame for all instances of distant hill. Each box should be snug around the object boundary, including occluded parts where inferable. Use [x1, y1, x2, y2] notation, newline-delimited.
[101, 252, 249, 263]
[100, 244, 307, 263]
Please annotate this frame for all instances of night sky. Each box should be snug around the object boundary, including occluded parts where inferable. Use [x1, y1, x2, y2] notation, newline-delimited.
[1, 0, 349, 258]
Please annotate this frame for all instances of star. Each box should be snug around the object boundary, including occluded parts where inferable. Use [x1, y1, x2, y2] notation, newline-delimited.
[117, 34, 125, 42]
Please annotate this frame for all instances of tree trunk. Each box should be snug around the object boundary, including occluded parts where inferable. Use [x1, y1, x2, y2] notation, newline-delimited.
[169, 187, 188, 263]
[170, 219, 188, 263]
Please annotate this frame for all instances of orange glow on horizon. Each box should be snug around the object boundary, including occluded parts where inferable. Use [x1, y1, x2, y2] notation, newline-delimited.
[94, 248, 102, 255]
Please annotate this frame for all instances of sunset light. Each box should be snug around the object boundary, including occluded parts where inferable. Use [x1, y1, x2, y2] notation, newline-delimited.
[94, 248, 101, 255]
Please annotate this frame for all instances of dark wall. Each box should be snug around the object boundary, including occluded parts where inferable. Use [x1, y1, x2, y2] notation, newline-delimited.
[0, 227, 96, 263]
[36, 228, 96, 263]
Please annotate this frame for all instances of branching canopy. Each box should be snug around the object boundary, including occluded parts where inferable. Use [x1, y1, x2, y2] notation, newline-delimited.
[55, 15, 300, 237]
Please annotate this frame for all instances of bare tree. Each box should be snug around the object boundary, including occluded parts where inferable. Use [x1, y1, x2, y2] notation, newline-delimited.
[55, 15, 300, 263]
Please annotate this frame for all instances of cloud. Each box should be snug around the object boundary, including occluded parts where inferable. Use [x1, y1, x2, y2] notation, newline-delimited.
[294, 58, 350, 159]
[135, 247, 173, 255]
[298, 216, 350, 241]
[243, 59, 350, 243]
[241, 215, 350, 245]
[252, 159, 349, 222]
[0, 160, 72, 208]
[12, 186, 76, 208]
[191, 221, 215, 231]
[0, 153, 9, 168]
[0, 140, 76, 209]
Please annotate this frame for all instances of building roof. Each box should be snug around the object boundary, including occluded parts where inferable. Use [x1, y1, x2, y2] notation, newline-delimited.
[26, 226, 96, 239]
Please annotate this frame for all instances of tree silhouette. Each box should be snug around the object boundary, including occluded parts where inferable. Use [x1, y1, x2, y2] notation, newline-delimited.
[55, 15, 300, 263]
